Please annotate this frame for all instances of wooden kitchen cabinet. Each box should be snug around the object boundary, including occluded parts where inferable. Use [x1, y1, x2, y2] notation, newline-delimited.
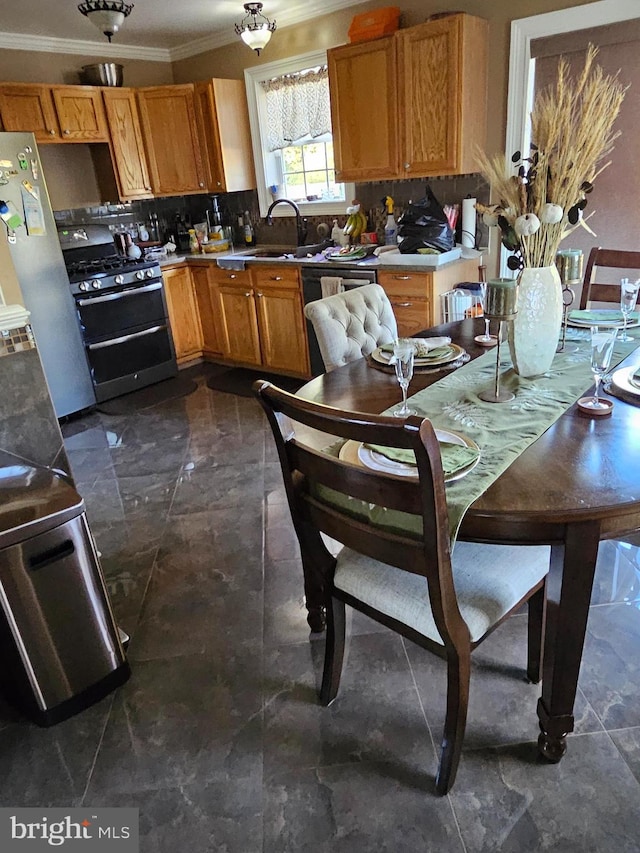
[251, 265, 309, 376]
[102, 88, 152, 200]
[137, 85, 206, 196]
[379, 258, 479, 333]
[212, 264, 309, 376]
[215, 267, 262, 366]
[194, 79, 256, 193]
[191, 264, 227, 357]
[328, 37, 399, 182]
[397, 14, 488, 177]
[0, 83, 108, 142]
[328, 13, 487, 180]
[162, 264, 203, 364]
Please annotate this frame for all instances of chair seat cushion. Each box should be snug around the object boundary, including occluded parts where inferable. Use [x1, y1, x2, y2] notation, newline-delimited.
[334, 543, 549, 643]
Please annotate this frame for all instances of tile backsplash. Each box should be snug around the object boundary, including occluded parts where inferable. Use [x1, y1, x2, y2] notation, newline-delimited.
[53, 173, 490, 252]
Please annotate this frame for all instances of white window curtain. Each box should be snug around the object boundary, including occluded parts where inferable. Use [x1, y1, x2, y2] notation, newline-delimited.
[260, 66, 331, 152]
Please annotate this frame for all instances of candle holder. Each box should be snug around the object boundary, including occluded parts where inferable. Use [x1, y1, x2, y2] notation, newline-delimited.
[555, 249, 583, 352]
[478, 278, 518, 403]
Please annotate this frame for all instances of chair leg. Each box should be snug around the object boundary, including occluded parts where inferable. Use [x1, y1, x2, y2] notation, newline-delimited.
[320, 596, 346, 706]
[436, 649, 471, 796]
[527, 580, 547, 684]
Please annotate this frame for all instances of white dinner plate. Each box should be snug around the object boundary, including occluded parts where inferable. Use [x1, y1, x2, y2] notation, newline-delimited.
[567, 310, 640, 329]
[371, 343, 465, 367]
[611, 366, 640, 398]
[338, 428, 480, 483]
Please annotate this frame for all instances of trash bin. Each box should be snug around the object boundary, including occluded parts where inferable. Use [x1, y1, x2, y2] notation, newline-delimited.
[0, 451, 130, 726]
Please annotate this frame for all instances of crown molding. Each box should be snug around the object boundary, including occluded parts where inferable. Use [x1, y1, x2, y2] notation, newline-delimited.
[0, 31, 171, 62]
[0, 0, 360, 64]
[170, 0, 359, 61]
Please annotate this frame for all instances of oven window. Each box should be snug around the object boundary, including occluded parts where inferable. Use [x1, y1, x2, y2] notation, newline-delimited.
[77, 284, 166, 342]
[87, 325, 174, 385]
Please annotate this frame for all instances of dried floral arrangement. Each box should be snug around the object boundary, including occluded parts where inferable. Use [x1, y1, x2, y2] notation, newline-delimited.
[476, 45, 627, 271]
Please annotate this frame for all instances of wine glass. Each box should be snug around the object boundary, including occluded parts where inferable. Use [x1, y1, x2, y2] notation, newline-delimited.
[392, 342, 416, 417]
[619, 277, 640, 342]
[586, 326, 617, 409]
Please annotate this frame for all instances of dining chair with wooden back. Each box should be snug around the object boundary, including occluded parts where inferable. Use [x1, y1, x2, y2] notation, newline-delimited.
[304, 283, 398, 372]
[254, 380, 549, 794]
[579, 247, 640, 308]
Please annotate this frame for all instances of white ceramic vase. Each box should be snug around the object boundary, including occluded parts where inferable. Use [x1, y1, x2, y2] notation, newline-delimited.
[508, 265, 563, 377]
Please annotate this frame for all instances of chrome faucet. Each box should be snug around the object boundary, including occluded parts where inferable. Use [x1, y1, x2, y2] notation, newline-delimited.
[265, 198, 308, 246]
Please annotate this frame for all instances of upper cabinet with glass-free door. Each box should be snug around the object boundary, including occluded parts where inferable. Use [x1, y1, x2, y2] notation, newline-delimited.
[0, 83, 109, 142]
[328, 13, 488, 180]
[137, 84, 206, 196]
[328, 36, 399, 182]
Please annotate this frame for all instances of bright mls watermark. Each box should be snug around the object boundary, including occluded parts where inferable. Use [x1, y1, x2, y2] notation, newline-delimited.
[0, 809, 138, 851]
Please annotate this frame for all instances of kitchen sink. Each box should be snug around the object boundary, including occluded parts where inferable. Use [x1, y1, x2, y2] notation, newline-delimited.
[244, 249, 296, 258]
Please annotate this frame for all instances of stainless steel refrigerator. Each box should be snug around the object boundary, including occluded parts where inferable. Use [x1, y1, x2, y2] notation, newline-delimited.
[0, 132, 95, 417]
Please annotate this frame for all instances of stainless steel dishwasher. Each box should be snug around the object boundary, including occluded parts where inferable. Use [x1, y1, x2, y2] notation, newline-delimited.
[301, 265, 378, 375]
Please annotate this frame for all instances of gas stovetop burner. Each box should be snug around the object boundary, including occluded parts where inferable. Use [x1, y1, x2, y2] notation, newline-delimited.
[66, 255, 149, 279]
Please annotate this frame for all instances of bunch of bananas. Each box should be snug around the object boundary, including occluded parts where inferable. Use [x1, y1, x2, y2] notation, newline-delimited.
[343, 202, 368, 244]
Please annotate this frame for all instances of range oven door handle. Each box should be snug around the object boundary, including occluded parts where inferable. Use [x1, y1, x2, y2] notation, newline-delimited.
[77, 281, 162, 306]
[87, 324, 167, 350]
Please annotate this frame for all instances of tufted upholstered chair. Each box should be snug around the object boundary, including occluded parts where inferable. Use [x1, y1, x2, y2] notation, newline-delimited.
[304, 283, 398, 372]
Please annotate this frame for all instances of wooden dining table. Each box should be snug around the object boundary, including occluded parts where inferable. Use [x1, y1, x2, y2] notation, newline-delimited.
[294, 316, 640, 764]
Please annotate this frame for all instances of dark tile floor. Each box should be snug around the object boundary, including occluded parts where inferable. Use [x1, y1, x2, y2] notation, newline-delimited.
[2, 363, 640, 851]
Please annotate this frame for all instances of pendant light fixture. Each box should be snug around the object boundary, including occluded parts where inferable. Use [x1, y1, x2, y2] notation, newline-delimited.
[234, 3, 276, 55]
[78, 1, 134, 42]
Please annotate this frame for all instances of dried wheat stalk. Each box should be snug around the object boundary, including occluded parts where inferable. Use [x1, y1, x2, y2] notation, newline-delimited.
[477, 45, 627, 269]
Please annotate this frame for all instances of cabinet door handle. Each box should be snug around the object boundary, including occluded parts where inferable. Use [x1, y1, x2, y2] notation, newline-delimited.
[404, 162, 411, 170]
[199, 182, 204, 187]
[49, 129, 56, 135]
[245, 291, 252, 297]
[394, 275, 411, 280]
[271, 276, 282, 281]
[229, 274, 236, 279]
[394, 302, 413, 308]
[144, 186, 151, 191]
[256, 292, 263, 297]
[63, 129, 70, 135]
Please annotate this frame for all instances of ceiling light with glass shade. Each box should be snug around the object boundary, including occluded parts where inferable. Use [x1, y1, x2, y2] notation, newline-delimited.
[78, 1, 134, 42]
[235, 3, 276, 55]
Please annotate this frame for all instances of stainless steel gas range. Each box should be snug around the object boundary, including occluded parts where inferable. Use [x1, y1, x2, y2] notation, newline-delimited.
[58, 225, 178, 403]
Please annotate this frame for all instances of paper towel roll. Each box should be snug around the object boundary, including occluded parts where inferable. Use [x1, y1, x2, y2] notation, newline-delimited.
[461, 197, 477, 248]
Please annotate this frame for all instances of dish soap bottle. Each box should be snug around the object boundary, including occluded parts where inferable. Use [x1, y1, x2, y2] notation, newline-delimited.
[383, 196, 398, 245]
[331, 219, 342, 246]
[243, 211, 255, 247]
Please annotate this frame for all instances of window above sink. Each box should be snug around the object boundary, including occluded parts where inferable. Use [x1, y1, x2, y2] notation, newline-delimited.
[244, 50, 355, 218]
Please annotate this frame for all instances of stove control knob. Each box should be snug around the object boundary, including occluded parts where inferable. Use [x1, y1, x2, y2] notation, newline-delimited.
[135, 270, 145, 281]
[79, 281, 89, 291]
[145, 268, 156, 279]
[91, 279, 101, 289]
[115, 275, 124, 285]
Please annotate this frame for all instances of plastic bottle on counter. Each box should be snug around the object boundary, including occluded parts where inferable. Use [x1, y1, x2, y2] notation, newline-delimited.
[243, 211, 255, 247]
[331, 219, 342, 246]
[383, 195, 398, 245]
[188, 228, 199, 254]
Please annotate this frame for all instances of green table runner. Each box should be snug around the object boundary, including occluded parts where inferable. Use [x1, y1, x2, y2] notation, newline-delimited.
[317, 327, 640, 547]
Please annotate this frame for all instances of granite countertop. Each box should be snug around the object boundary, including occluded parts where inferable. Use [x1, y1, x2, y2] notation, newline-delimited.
[159, 246, 482, 274]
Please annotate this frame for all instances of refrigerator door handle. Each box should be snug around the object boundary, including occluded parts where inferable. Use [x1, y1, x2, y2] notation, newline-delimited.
[77, 281, 162, 306]
[87, 324, 166, 350]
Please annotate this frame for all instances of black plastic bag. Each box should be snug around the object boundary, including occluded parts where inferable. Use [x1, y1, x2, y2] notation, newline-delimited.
[396, 186, 455, 254]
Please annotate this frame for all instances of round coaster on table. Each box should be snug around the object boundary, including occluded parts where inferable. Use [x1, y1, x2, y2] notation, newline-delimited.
[474, 334, 499, 347]
[577, 396, 613, 417]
